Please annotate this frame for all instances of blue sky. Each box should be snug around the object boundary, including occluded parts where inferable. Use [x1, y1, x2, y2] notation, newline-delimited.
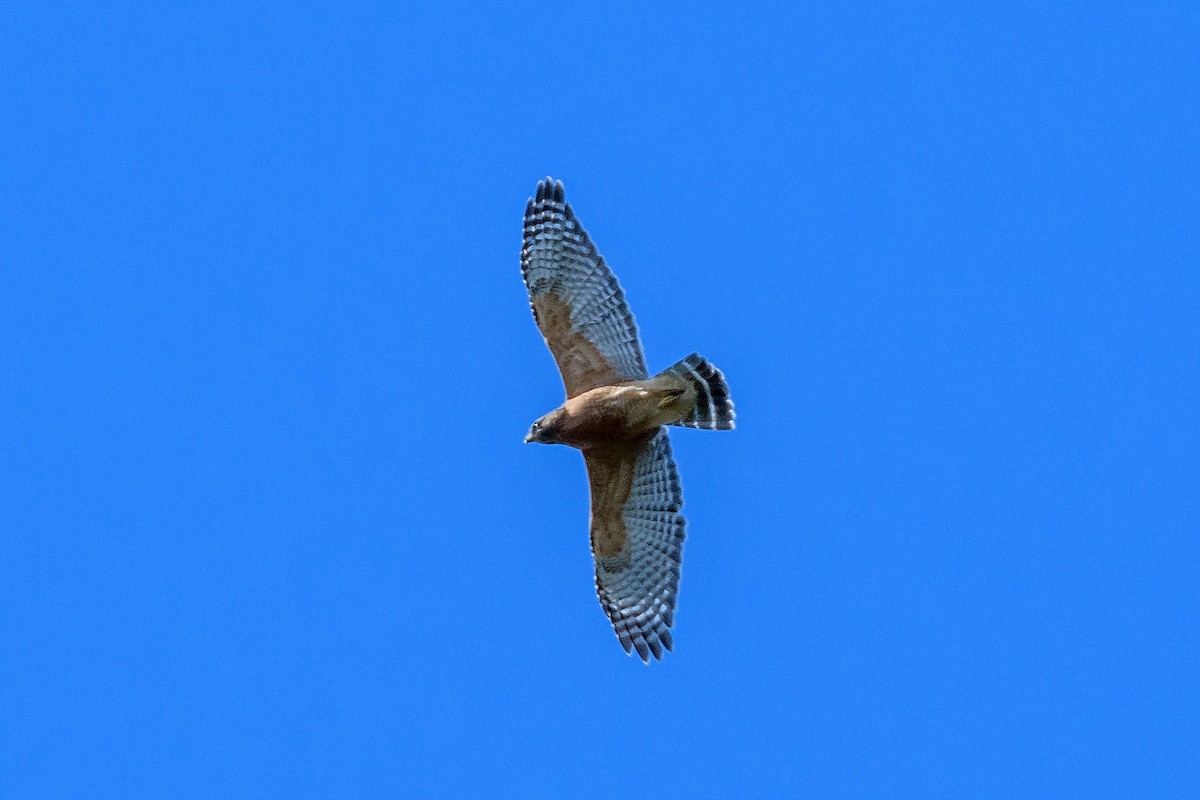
[2, 2, 1197, 797]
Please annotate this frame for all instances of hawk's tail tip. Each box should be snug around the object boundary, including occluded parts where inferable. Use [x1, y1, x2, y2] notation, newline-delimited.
[665, 353, 736, 431]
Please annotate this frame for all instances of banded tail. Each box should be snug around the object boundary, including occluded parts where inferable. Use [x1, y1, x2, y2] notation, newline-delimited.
[665, 353, 735, 431]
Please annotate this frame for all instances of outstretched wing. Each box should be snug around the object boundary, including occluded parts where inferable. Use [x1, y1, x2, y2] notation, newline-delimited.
[584, 430, 686, 662]
[521, 177, 649, 398]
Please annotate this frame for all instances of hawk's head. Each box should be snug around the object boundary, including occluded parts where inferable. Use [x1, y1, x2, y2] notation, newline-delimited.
[525, 410, 565, 445]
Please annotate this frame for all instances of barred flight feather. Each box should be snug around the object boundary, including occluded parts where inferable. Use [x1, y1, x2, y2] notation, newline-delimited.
[521, 178, 648, 396]
[667, 353, 736, 431]
[593, 430, 686, 663]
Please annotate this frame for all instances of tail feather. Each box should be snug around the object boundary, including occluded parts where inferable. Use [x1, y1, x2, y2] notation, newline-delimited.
[665, 353, 735, 431]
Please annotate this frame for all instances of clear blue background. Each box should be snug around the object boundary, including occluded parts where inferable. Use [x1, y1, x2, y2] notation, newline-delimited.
[2, 3, 1197, 797]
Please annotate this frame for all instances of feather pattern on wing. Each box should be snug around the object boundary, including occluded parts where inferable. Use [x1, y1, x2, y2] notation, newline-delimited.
[521, 178, 649, 397]
[588, 430, 686, 662]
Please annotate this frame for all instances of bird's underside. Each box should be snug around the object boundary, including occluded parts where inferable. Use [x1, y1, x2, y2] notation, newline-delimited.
[521, 177, 734, 662]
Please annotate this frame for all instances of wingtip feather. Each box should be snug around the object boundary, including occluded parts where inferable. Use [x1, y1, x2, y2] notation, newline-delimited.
[533, 176, 566, 205]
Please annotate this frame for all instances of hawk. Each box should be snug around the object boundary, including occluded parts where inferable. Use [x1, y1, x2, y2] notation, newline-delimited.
[521, 177, 735, 662]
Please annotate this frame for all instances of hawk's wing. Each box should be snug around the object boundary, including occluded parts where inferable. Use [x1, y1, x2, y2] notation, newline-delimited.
[584, 430, 686, 662]
[521, 178, 649, 398]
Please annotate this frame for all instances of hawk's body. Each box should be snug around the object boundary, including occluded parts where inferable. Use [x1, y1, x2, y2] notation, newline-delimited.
[521, 178, 734, 662]
[550, 381, 696, 449]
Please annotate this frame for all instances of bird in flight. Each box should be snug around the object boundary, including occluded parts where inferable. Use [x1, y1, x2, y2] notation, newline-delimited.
[521, 177, 735, 662]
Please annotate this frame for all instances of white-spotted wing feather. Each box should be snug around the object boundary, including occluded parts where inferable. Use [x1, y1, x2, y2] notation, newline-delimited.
[593, 430, 686, 662]
[521, 178, 649, 390]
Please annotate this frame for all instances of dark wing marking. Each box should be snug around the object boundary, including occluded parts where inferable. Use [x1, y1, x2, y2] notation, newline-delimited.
[521, 177, 649, 398]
